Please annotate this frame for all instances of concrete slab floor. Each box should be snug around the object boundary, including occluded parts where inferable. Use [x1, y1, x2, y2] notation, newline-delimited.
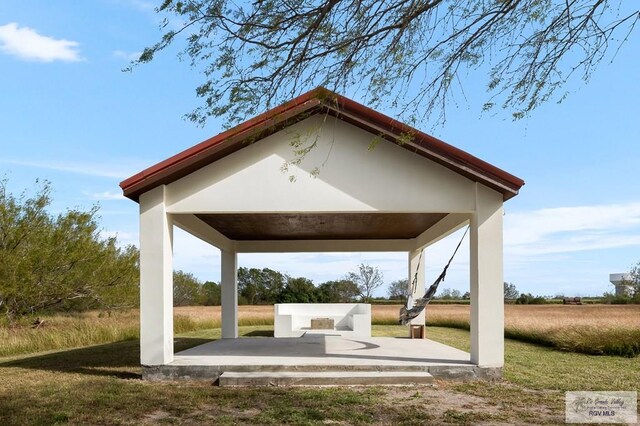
[172, 335, 472, 368]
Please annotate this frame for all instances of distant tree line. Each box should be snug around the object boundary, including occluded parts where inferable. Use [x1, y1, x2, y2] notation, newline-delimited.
[176, 272, 535, 306]
[174, 263, 397, 307]
[173, 267, 363, 306]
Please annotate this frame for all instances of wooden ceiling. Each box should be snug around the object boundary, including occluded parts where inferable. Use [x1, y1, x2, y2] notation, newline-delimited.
[195, 213, 448, 241]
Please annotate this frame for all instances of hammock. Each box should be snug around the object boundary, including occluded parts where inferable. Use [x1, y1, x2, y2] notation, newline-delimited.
[399, 226, 469, 325]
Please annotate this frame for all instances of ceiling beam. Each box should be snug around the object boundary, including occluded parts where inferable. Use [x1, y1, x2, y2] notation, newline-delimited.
[412, 213, 470, 251]
[172, 214, 235, 252]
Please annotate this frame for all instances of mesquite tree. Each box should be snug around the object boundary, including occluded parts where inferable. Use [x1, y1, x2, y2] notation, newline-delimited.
[0, 180, 139, 320]
[133, 1, 638, 125]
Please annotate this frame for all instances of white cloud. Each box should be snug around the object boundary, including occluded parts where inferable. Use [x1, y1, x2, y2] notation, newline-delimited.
[113, 50, 141, 61]
[86, 190, 126, 201]
[99, 230, 137, 247]
[505, 202, 640, 256]
[0, 23, 82, 62]
[2, 158, 147, 179]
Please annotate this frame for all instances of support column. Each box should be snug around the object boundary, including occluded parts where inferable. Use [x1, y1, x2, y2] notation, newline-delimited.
[221, 249, 238, 338]
[139, 186, 173, 366]
[408, 248, 426, 325]
[470, 184, 504, 367]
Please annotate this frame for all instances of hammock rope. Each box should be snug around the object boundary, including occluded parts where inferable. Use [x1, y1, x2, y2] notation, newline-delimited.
[399, 226, 470, 325]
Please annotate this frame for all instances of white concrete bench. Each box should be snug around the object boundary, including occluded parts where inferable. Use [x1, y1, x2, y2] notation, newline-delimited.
[274, 303, 371, 338]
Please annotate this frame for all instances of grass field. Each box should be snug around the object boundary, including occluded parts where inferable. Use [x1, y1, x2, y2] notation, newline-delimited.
[1, 324, 638, 425]
[2, 304, 639, 358]
[0, 306, 272, 357]
[0, 305, 640, 356]
[1, 305, 639, 424]
[375, 304, 640, 357]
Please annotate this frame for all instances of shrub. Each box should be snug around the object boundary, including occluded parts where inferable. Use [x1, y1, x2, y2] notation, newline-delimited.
[515, 293, 547, 305]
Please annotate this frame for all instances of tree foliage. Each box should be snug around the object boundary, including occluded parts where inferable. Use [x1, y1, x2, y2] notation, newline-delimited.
[387, 279, 410, 301]
[347, 263, 384, 302]
[515, 293, 547, 304]
[238, 267, 287, 304]
[236, 267, 366, 304]
[135, 1, 638, 125]
[627, 261, 640, 296]
[173, 270, 204, 306]
[504, 281, 519, 300]
[438, 288, 462, 300]
[201, 281, 221, 305]
[277, 277, 319, 303]
[317, 279, 360, 303]
[0, 180, 139, 320]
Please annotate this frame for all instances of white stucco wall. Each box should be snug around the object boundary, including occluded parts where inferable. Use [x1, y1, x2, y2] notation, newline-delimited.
[165, 115, 476, 214]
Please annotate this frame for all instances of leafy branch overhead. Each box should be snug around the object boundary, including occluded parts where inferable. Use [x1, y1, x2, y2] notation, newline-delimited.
[134, 0, 638, 125]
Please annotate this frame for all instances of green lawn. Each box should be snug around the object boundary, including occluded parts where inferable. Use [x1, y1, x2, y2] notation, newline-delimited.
[0, 325, 637, 425]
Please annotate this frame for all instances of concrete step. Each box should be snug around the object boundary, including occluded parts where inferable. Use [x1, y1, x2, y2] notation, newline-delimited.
[218, 371, 434, 387]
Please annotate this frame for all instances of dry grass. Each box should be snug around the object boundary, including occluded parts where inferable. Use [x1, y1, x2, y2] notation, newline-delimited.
[178, 304, 640, 357]
[0, 306, 273, 357]
[174, 305, 274, 325]
[503, 304, 640, 357]
[0, 310, 140, 357]
[2, 304, 639, 357]
[416, 304, 640, 357]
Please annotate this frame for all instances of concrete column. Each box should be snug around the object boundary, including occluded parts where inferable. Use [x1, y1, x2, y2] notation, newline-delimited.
[139, 186, 174, 366]
[221, 249, 238, 338]
[408, 248, 426, 325]
[470, 184, 504, 367]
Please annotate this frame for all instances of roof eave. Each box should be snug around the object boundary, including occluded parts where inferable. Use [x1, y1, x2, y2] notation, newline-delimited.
[120, 95, 325, 201]
[120, 88, 525, 202]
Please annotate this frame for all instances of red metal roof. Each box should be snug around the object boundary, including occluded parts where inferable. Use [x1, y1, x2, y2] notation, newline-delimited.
[120, 87, 524, 201]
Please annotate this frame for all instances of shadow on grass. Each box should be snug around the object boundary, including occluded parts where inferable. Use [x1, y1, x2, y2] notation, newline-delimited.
[0, 337, 211, 380]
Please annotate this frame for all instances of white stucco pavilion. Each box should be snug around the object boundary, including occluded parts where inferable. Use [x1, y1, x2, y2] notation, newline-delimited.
[120, 88, 524, 381]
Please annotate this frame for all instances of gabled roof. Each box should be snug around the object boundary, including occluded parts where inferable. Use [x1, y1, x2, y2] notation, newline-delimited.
[120, 87, 524, 201]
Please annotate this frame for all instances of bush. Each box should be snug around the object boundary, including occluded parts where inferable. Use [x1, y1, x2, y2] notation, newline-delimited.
[0, 180, 138, 320]
[601, 293, 640, 305]
[515, 293, 547, 305]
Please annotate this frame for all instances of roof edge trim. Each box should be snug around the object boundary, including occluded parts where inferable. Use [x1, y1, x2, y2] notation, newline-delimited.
[120, 87, 524, 201]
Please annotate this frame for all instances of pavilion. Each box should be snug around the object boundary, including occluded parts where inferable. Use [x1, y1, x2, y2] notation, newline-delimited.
[120, 88, 524, 383]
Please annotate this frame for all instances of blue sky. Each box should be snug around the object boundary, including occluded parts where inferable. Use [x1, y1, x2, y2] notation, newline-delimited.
[1, 1, 638, 297]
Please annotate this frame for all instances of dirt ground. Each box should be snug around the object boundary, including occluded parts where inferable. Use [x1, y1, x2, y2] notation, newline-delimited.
[135, 381, 565, 425]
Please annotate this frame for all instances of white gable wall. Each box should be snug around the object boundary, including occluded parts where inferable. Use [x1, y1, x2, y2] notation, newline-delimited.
[165, 115, 478, 214]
